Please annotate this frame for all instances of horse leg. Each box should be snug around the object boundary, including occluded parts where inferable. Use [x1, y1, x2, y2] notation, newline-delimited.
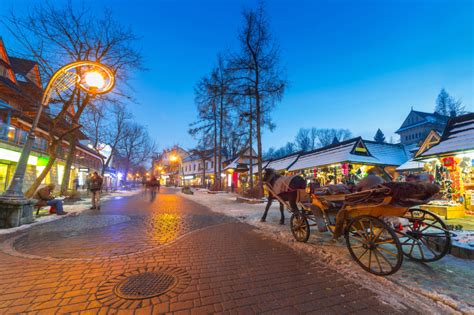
[261, 197, 273, 222]
[279, 202, 285, 225]
[289, 193, 299, 213]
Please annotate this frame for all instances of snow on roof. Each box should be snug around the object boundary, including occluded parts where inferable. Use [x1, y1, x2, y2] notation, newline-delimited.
[364, 141, 408, 166]
[396, 159, 425, 171]
[266, 153, 300, 171]
[250, 161, 269, 174]
[420, 113, 474, 157]
[288, 139, 408, 171]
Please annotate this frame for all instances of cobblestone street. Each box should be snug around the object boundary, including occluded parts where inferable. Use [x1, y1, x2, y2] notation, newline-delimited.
[0, 188, 418, 314]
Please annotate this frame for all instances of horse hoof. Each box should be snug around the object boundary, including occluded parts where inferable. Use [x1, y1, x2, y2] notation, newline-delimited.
[260, 218, 266, 222]
[280, 221, 285, 225]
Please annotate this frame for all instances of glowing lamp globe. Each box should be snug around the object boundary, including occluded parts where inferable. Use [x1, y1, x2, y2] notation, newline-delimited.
[84, 71, 106, 89]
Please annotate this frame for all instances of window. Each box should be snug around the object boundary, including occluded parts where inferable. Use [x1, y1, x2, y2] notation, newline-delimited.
[193, 164, 196, 171]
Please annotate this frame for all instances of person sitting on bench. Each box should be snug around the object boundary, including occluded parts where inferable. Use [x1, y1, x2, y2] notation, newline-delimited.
[35, 184, 67, 215]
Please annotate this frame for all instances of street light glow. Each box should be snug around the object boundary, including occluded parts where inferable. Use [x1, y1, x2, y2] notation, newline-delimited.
[170, 155, 178, 162]
[84, 71, 106, 89]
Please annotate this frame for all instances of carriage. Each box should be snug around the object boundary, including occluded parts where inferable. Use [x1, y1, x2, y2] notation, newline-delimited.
[264, 183, 452, 276]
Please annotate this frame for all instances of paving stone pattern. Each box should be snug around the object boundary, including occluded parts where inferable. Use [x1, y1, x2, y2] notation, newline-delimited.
[0, 189, 415, 314]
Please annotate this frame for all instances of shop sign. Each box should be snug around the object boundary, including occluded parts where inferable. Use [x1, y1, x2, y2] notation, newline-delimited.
[79, 168, 89, 172]
[0, 148, 37, 165]
[183, 175, 195, 180]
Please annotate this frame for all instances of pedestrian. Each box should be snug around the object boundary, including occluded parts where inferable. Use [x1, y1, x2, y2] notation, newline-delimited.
[35, 184, 67, 215]
[149, 175, 159, 197]
[90, 172, 103, 210]
[85, 174, 92, 196]
[73, 177, 79, 191]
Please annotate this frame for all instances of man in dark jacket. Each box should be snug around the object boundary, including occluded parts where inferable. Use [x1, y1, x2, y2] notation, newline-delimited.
[90, 172, 103, 210]
[35, 184, 67, 215]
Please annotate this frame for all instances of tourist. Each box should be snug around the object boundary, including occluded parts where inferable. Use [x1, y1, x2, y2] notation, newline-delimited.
[90, 172, 103, 210]
[35, 184, 67, 215]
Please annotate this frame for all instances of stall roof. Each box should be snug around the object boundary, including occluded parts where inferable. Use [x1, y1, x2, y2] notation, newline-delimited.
[250, 161, 269, 174]
[396, 159, 425, 171]
[266, 153, 300, 171]
[288, 138, 408, 171]
[419, 113, 474, 157]
[364, 141, 409, 166]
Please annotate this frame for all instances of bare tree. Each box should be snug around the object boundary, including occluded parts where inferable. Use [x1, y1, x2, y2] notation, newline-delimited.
[116, 122, 157, 179]
[229, 1, 286, 195]
[190, 55, 234, 190]
[315, 128, 352, 147]
[82, 103, 131, 175]
[3, 2, 142, 197]
[295, 128, 312, 152]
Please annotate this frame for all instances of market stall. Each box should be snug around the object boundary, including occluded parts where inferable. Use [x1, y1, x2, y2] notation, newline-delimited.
[287, 138, 408, 186]
[415, 113, 474, 219]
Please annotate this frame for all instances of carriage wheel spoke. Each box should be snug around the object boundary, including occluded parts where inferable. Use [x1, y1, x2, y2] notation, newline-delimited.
[377, 245, 398, 257]
[358, 220, 369, 241]
[368, 250, 372, 270]
[374, 239, 395, 245]
[374, 247, 394, 268]
[357, 248, 369, 261]
[369, 221, 375, 241]
[420, 237, 438, 257]
[373, 249, 384, 273]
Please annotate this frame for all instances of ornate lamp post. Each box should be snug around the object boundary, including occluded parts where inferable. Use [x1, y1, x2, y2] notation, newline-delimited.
[0, 61, 115, 228]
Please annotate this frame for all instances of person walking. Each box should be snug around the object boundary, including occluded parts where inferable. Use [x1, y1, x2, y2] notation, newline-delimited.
[90, 172, 103, 210]
[149, 176, 160, 198]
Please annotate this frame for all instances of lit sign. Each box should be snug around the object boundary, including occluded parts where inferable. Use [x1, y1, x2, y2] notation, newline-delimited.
[0, 148, 38, 165]
[79, 168, 89, 172]
[183, 175, 195, 180]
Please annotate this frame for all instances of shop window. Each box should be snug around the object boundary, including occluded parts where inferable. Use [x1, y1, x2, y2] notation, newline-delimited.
[57, 164, 64, 185]
[0, 163, 10, 193]
[36, 166, 50, 184]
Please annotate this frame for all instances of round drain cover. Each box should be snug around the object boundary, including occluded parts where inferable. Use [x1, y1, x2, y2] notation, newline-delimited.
[96, 266, 191, 308]
[114, 271, 177, 300]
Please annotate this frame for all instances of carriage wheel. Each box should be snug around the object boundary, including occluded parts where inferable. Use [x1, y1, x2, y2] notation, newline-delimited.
[400, 209, 451, 262]
[345, 216, 403, 276]
[290, 212, 310, 242]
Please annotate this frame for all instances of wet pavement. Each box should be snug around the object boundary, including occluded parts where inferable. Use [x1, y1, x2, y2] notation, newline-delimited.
[0, 188, 417, 314]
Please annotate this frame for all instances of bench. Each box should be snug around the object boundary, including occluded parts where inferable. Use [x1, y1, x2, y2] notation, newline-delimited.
[35, 205, 56, 215]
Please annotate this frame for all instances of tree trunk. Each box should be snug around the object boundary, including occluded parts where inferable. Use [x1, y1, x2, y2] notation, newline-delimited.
[249, 94, 254, 190]
[25, 142, 59, 198]
[202, 159, 206, 187]
[218, 95, 223, 191]
[60, 135, 76, 195]
[213, 100, 218, 190]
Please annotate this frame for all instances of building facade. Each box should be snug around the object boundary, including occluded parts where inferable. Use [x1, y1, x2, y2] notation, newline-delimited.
[396, 109, 449, 146]
[181, 150, 220, 187]
[0, 38, 102, 193]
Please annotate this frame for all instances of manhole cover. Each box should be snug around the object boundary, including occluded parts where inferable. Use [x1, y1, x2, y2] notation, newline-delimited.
[114, 271, 177, 299]
[96, 266, 191, 308]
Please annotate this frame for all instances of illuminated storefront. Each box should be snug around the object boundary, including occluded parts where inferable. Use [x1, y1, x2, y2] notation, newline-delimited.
[415, 113, 474, 219]
[286, 138, 408, 185]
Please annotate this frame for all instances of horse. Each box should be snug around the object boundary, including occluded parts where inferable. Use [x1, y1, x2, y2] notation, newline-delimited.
[261, 168, 307, 225]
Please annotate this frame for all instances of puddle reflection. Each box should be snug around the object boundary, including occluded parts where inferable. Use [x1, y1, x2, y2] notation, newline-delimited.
[148, 213, 181, 243]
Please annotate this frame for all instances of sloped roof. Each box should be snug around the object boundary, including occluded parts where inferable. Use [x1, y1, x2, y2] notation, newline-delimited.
[9, 57, 37, 77]
[288, 138, 408, 171]
[396, 159, 425, 171]
[419, 113, 474, 157]
[396, 110, 449, 133]
[266, 153, 300, 171]
[364, 141, 408, 166]
[250, 161, 269, 174]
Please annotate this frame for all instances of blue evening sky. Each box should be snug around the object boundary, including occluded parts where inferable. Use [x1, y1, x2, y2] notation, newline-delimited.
[1, 0, 473, 151]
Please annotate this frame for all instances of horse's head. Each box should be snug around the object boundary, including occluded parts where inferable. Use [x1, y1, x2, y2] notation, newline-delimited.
[263, 168, 278, 185]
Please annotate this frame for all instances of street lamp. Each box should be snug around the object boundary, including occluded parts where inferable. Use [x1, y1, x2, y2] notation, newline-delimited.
[1, 61, 114, 207]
